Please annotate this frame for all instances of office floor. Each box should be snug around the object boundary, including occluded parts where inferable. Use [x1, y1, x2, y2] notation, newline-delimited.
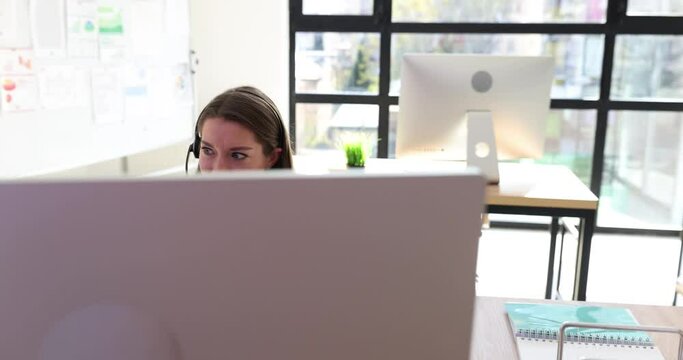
[476, 227, 681, 306]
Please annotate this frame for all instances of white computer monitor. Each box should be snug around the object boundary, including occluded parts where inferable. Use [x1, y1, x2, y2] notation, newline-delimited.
[0, 170, 485, 360]
[396, 54, 554, 182]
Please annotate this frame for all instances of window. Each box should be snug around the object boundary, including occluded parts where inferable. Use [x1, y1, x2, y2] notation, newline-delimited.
[290, 0, 683, 233]
[627, 0, 683, 16]
[611, 35, 683, 101]
[516, 109, 597, 187]
[303, 0, 374, 15]
[296, 103, 379, 156]
[391, 33, 604, 99]
[296, 33, 380, 95]
[600, 111, 683, 230]
[392, 0, 608, 23]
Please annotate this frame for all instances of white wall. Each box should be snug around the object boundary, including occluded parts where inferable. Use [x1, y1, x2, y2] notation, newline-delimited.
[189, 0, 290, 126]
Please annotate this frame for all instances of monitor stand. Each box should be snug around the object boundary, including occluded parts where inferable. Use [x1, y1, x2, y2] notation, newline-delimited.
[466, 110, 500, 184]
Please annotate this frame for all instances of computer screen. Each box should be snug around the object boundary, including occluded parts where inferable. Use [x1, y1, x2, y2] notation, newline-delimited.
[396, 54, 554, 162]
[0, 170, 485, 360]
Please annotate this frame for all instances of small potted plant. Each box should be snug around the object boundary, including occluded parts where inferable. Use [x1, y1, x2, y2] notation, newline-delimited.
[343, 140, 367, 168]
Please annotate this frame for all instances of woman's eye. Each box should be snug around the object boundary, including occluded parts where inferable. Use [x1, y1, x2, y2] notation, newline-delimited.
[231, 152, 247, 160]
[201, 147, 215, 156]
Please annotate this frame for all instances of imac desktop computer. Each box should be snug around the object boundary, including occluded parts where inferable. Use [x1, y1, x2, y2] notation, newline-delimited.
[0, 170, 485, 360]
[396, 54, 554, 183]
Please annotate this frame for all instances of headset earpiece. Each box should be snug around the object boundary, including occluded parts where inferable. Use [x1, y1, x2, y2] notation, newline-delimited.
[188, 120, 201, 159]
[191, 129, 200, 159]
[185, 122, 201, 174]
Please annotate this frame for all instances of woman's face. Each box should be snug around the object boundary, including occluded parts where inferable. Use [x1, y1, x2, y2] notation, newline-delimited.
[198, 117, 280, 171]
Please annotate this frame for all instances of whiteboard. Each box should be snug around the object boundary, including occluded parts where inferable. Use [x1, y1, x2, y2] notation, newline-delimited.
[0, 0, 194, 178]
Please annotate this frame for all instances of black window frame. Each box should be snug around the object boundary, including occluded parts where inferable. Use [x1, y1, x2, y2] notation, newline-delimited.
[289, 0, 683, 237]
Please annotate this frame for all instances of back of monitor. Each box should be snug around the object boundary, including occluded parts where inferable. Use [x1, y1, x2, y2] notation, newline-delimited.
[0, 171, 485, 360]
[397, 54, 553, 161]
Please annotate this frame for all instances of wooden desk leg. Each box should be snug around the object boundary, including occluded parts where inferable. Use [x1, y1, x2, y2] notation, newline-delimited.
[573, 212, 596, 301]
[545, 217, 560, 299]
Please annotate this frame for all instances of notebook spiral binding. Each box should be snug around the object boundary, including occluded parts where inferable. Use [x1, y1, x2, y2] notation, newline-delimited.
[515, 328, 655, 347]
[556, 322, 683, 360]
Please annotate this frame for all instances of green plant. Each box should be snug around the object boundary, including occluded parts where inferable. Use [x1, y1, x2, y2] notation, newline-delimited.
[343, 141, 367, 167]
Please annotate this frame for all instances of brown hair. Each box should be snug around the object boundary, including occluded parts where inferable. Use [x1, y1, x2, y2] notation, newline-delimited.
[196, 86, 293, 169]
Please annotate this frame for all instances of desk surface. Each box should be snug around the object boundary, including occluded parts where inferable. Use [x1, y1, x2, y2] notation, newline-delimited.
[488, 162, 597, 210]
[471, 296, 683, 359]
[293, 156, 598, 211]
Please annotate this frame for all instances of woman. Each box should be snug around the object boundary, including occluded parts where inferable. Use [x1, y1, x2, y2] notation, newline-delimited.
[186, 86, 293, 172]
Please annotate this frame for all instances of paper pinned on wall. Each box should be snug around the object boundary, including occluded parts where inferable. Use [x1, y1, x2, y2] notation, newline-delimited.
[165, 0, 188, 37]
[66, 0, 98, 58]
[0, 0, 17, 43]
[97, 5, 125, 63]
[129, 0, 165, 58]
[91, 67, 123, 125]
[123, 65, 151, 122]
[38, 66, 89, 109]
[172, 63, 192, 104]
[164, 0, 190, 62]
[30, 0, 67, 58]
[0, 49, 34, 74]
[146, 64, 190, 120]
[0, 0, 31, 48]
[1, 75, 39, 113]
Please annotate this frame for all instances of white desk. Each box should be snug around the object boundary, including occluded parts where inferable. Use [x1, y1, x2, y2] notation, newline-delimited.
[294, 156, 599, 300]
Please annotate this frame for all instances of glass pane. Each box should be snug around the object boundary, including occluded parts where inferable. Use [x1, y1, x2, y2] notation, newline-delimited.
[611, 36, 683, 101]
[391, 34, 604, 100]
[627, 0, 683, 16]
[510, 109, 596, 187]
[587, 233, 680, 305]
[393, 0, 607, 23]
[296, 103, 379, 157]
[389, 105, 399, 158]
[600, 111, 683, 230]
[389, 106, 596, 186]
[303, 0, 373, 15]
[296, 32, 380, 95]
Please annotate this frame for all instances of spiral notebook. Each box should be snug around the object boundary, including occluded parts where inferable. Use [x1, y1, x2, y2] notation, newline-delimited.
[505, 302, 665, 360]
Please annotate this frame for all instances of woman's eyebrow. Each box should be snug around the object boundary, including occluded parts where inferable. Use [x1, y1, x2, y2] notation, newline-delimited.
[200, 140, 215, 148]
[229, 146, 254, 151]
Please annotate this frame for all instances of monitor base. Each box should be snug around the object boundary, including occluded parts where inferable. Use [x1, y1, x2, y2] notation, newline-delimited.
[466, 111, 500, 184]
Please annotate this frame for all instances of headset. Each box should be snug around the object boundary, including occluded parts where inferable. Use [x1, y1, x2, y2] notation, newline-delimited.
[185, 87, 287, 174]
[184, 121, 201, 173]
